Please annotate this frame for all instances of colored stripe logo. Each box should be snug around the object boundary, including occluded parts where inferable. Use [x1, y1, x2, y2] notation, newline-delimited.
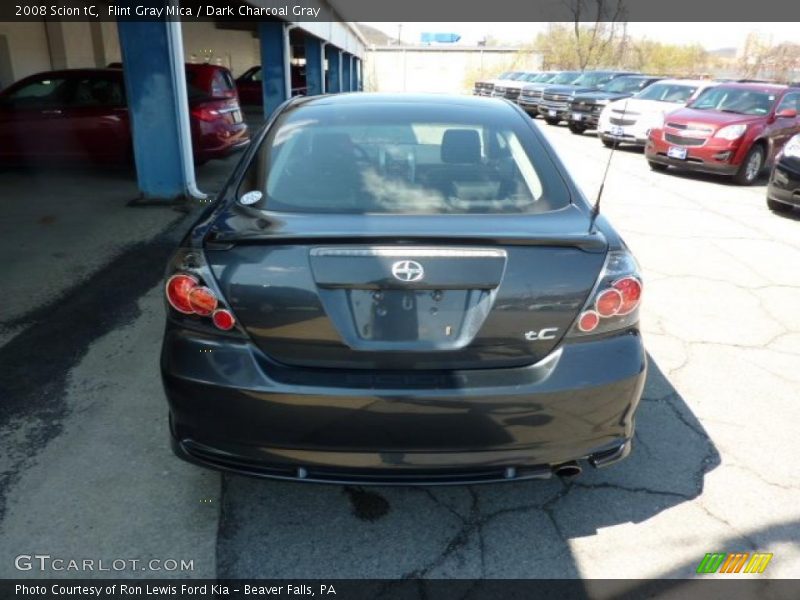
[697, 552, 773, 574]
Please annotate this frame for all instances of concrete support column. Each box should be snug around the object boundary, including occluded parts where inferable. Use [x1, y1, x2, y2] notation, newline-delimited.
[342, 52, 351, 92]
[117, 16, 197, 201]
[258, 21, 289, 117]
[304, 35, 323, 96]
[325, 45, 340, 93]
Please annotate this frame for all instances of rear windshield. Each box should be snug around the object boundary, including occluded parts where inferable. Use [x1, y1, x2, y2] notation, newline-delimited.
[238, 102, 570, 214]
[212, 70, 235, 95]
[688, 86, 778, 115]
[636, 82, 698, 103]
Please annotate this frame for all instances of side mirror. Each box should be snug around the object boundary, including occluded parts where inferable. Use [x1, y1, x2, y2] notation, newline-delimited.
[776, 108, 798, 119]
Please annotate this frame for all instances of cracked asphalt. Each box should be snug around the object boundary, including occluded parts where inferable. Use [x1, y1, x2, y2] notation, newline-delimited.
[1, 118, 799, 583]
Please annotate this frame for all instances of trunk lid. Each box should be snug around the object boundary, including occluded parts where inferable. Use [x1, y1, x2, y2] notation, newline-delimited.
[205, 207, 607, 370]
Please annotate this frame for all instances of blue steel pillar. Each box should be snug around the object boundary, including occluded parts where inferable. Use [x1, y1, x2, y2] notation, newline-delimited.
[117, 15, 192, 201]
[304, 35, 323, 96]
[353, 57, 361, 91]
[342, 53, 351, 92]
[258, 21, 288, 117]
[326, 46, 340, 93]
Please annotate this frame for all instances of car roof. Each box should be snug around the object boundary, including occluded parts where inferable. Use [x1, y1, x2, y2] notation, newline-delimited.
[649, 79, 715, 87]
[291, 92, 522, 113]
[185, 63, 231, 72]
[708, 82, 788, 93]
[19, 68, 123, 79]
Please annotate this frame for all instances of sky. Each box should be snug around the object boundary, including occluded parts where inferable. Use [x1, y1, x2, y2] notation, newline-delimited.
[362, 22, 798, 51]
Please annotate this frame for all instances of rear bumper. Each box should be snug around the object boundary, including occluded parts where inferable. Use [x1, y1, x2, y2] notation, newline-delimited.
[194, 123, 250, 161]
[162, 329, 646, 484]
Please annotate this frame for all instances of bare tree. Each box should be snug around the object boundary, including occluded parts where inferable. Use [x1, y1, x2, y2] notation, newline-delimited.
[563, 0, 628, 70]
[741, 33, 800, 82]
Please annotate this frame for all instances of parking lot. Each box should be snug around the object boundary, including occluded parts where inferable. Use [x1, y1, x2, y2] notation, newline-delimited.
[1, 114, 799, 584]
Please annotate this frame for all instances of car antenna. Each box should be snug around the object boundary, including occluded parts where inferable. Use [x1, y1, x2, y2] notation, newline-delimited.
[589, 99, 628, 234]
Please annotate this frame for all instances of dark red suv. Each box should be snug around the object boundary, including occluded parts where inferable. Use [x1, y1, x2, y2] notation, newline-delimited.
[0, 66, 248, 166]
[645, 83, 800, 185]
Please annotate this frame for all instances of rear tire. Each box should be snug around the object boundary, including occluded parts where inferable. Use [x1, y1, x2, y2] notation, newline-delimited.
[733, 145, 765, 186]
[569, 123, 587, 135]
[648, 161, 668, 172]
[544, 117, 560, 126]
[767, 198, 793, 213]
[601, 137, 616, 148]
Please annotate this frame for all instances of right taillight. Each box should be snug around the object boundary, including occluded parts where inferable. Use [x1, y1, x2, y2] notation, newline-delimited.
[569, 250, 642, 336]
[612, 276, 642, 315]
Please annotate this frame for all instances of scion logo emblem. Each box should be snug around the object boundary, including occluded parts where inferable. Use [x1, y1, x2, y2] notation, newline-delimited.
[391, 260, 425, 283]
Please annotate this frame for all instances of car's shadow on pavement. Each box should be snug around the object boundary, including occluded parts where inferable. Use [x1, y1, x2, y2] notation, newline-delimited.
[646, 164, 770, 187]
[216, 354, 721, 579]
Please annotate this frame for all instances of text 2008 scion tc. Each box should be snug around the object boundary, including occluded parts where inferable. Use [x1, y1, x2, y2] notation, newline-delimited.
[160, 93, 646, 484]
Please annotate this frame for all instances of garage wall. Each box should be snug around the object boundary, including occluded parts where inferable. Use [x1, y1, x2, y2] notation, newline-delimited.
[97, 21, 122, 66]
[181, 22, 259, 78]
[55, 22, 96, 68]
[0, 20, 259, 89]
[365, 47, 543, 94]
[0, 22, 51, 89]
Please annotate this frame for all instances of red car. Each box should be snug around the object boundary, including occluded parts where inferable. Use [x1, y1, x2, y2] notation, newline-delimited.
[236, 65, 307, 106]
[0, 66, 248, 166]
[645, 83, 800, 185]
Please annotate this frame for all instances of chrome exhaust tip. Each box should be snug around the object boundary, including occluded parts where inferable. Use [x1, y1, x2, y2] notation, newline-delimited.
[588, 440, 632, 469]
[552, 461, 582, 479]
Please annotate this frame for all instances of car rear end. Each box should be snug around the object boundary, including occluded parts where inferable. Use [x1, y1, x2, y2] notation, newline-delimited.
[185, 64, 249, 161]
[161, 95, 646, 484]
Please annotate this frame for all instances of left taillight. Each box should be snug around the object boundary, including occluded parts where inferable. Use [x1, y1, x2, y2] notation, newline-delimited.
[164, 249, 240, 333]
[568, 249, 643, 337]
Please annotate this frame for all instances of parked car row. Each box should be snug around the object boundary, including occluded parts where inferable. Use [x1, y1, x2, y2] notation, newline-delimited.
[0, 63, 249, 166]
[477, 69, 800, 208]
